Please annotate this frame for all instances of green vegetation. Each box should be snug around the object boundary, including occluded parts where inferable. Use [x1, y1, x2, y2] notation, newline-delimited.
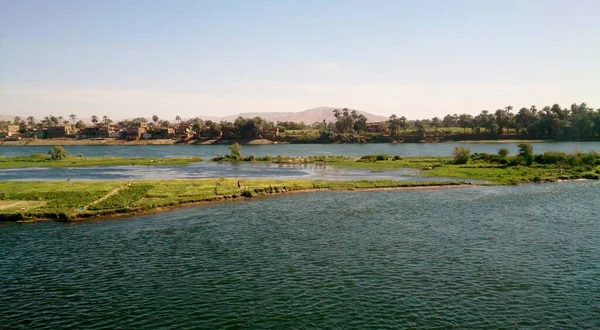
[452, 147, 471, 164]
[211, 147, 600, 185]
[0, 155, 203, 168]
[48, 146, 67, 160]
[0, 179, 467, 221]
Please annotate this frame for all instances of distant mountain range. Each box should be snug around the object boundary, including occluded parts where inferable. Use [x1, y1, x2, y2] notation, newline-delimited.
[1, 107, 389, 124]
[219, 107, 388, 123]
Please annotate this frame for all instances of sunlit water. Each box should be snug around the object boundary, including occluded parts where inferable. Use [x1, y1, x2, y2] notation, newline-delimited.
[1, 141, 598, 158]
[1, 181, 599, 328]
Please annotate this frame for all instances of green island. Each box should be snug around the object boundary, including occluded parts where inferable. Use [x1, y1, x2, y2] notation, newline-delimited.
[0, 146, 203, 168]
[0, 179, 468, 221]
[1, 144, 599, 222]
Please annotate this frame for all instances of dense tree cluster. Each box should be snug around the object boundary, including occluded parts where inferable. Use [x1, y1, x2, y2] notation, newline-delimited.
[389, 102, 600, 140]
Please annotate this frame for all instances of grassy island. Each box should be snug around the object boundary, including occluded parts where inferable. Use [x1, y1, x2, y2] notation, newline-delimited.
[1, 144, 598, 221]
[0, 155, 203, 168]
[0, 179, 468, 221]
[209, 143, 600, 185]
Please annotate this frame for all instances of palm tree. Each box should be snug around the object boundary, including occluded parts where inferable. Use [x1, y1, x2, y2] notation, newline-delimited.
[175, 115, 181, 125]
[50, 116, 59, 126]
[69, 114, 77, 125]
[399, 116, 407, 135]
[27, 116, 36, 126]
[92, 115, 98, 125]
[152, 115, 159, 125]
[388, 114, 398, 136]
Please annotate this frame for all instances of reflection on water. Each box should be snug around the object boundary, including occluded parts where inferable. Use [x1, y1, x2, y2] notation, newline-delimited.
[0, 162, 450, 182]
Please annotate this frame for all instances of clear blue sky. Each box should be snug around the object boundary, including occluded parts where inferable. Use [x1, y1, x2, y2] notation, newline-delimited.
[1, 0, 599, 120]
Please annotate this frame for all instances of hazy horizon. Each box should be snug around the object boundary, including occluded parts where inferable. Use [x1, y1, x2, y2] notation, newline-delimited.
[1, 0, 599, 120]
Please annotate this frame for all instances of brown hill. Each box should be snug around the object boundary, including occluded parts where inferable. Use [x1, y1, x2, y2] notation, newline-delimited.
[220, 107, 388, 123]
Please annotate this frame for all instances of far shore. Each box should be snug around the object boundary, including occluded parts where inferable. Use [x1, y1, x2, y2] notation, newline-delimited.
[0, 137, 563, 146]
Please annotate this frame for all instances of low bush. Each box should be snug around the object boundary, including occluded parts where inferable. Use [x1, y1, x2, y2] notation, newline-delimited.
[452, 147, 471, 164]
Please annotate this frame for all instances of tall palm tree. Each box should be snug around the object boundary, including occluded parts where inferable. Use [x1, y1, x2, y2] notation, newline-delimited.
[152, 115, 159, 125]
[388, 114, 398, 136]
[399, 116, 407, 135]
[69, 114, 76, 125]
[91, 115, 98, 125]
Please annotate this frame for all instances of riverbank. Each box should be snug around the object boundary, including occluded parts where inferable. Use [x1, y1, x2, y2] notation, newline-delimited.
[0, 155, 203, 168]
[0, 136, 579, 146]
[0, 138, 278, 146]
[0, 179, 470, 222]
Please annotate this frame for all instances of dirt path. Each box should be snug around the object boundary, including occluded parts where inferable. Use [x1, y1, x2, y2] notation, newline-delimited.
[83, 184, 129, 210]
[0, 200, 46, 211]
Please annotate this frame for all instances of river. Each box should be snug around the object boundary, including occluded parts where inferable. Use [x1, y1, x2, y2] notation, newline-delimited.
[1, 181, 599, 328]
[1, 141, 598, 158]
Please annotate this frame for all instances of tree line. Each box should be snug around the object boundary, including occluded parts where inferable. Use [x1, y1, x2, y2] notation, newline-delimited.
[3, 102, 600, 141]
[387, 102, 600, 140]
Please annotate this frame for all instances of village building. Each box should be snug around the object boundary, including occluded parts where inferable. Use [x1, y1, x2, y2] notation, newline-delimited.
[45, 125, 74, 138]
[0, 124, 20, 138]
[261, 127, 280, 140]
[148, 127, 174, 139]
[175, 124, 194, 140]
[367, 122, 390, 134]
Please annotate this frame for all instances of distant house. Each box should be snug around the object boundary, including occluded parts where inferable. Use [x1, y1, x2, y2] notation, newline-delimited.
[46, 125, 74, 138]
[175, 124, 194, 140]
[261, 127, 280, 140]
[199, 129, 222, 139]
[82, 126, 103, 138]
[0, 124, 21, 138]
[123, 126, 147, 140]
[367, 122, 390, 134]
[24, 129, 45, 139]
[149, 127, 174, 139]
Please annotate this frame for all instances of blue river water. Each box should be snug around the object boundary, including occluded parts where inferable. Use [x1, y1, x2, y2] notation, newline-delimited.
[1, 181, 599, 328]
[0, 162, 466, 182]
[1, 141, 598, 158]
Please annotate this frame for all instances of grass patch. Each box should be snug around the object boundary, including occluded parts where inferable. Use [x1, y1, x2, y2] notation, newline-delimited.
[0, 155, 203, 168]
[0, 178, 468, 221]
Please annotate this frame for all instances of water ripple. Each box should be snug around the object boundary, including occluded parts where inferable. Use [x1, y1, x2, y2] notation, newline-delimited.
[1, 181, 599, 328]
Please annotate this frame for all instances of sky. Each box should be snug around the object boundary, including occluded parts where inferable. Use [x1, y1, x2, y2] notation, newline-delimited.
[1, 0, 599, 120]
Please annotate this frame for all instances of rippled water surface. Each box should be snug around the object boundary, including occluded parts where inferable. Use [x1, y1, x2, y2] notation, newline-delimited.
[1, 181, 599, 328]
[0, 162, 458, 182]
[1, 141, 598, 158]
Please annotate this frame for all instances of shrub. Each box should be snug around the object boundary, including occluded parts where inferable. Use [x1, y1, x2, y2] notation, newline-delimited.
[228, 143, 242, 161]
[48, 146, 67, 160]
[498, 148, 509, 158]
[452, 147, 471, 164]
[518, 143, 534, 165]
[359, 154, 389, 162]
